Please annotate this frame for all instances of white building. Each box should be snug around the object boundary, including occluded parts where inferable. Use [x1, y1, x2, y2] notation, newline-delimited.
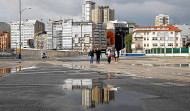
[10, 20, 44, 49]
[155, 14, 169, 26]
[132, 25, 182, 53]
[62, 19, 73, 50]
[46, 20, 53, 49]
[72, 22, 93, 52]
[82, 0, 95, 22]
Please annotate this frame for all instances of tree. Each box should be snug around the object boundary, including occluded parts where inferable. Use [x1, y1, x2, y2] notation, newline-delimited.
[125, 34, 132, 53]
[186, 43, 190, 48]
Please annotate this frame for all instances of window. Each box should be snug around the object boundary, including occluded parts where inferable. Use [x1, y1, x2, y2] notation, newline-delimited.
[160, 43, 165, 46]
[176, 37, 178, 40]
[144, 32, 146, 35]
[170, 32, 173, 35]
[168, 43, 173, 46]
[147, 37, 149, 40]
[153, 43, 158, 47]
[144, 44, 146, 47]
[147, 32, 149, 36]
[176, 43, 178, 46]
[136, 32, 140, 35]
[153, 32, 155, 35]
[160, 37, 165, 40]
[152, 37, 158, 40]
[144, 37, 146, 40]
[168, 37, 173, 40]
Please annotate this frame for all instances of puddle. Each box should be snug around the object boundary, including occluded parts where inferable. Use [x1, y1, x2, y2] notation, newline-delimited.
[128, 63, 190, 68]
[0, 66, 36, 75]
[62, 79, 154, 111]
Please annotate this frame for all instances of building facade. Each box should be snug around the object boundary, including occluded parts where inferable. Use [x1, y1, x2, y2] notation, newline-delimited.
[92, 6, 114, 24]
[107, 20, 136, 52]
[0, 31, 10, 51]
[62, 19, 73, 50]
[155, 14, 169, 26]
[35, 32, 47, 50]
[93, 23, 107, 52]
[82, 0, 95, 22]
[72, 22, 93, 52]
[132, 25, 182, 53]
[10, 20, 45, 49]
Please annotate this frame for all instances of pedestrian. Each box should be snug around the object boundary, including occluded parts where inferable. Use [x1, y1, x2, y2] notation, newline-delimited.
[114, 48, 119, 62]
[107, 49, 112, 64]
[95, 48, 101, 64]
[89, 48, 94, 64]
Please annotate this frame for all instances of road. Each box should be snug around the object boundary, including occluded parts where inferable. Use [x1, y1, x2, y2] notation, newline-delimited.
[0, 56, 190, 111]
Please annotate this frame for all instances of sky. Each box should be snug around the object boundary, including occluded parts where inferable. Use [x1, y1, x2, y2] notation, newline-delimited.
[0, 0, 190, 26]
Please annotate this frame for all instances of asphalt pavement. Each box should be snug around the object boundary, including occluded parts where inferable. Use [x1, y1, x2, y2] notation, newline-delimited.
[0, 57, 190, 111]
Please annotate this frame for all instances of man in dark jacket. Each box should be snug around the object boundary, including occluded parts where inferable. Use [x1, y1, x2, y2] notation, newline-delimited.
[89, 48, 94, 64]
[95, 48, 101, 64]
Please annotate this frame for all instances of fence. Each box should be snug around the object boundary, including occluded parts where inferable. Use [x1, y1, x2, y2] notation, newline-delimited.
[145, 47, 190, 57]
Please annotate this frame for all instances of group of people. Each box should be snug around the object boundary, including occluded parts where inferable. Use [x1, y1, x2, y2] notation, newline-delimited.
[89, 48, 102, 64]
[88, 48, 119, 64]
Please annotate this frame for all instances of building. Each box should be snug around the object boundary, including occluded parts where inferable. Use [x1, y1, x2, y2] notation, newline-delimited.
[46, 20, 54, 50]
[0, 22, 10, 34]
[10, 20, 45, 49]
[62, 19, 73, 50]
[131, 25, 182, 53]
[72, 22, 93, 52]
[82, 0, 95, 22]
[52, 20, 63, 50]
[107, 20, 136, 52]
[174, 24, 190, 48]
[93, 23, 107, 52]
[92, 6, 114, 24]
[155, 14, 169, 26]
[35, 31, 47, 50]
[0, 31, 11, 51]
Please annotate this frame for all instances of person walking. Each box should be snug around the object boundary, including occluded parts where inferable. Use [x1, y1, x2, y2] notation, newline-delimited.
[89, 48, 94, 64]
[107, 49, 112, 64]
[114, 48, 119, 62]
[95, 48, 101, 64]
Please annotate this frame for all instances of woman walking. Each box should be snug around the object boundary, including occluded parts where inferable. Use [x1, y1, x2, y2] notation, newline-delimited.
[107, 49, 112, 64]
[114, 48, 119, 62]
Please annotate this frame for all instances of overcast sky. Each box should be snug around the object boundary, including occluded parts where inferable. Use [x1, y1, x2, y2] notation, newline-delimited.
[0, 0, 190, 26]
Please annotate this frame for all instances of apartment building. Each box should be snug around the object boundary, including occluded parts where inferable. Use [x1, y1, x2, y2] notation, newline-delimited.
[132, 25, 182, 53]
[35, 31, 47, 50]
[10, 20, 45, 49]
[82, 0, 95, 22]
[155, 14, 169, 26]
[92, 6, 114, 24]
[93, 23, 107, 52]
[62, 19, 73, 50]
[0, 31, 10, 51]
[46, 20, 53, 49]
[72, 22, 93, 52]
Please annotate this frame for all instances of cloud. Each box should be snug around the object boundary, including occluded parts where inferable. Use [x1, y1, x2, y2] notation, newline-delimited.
[0, 0, 190, 26]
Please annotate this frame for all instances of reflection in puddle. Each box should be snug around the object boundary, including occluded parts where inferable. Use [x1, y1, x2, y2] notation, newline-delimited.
[62, 79, 153, 110]
[129, 63, 190, 67]
[0, 66, 36, 75]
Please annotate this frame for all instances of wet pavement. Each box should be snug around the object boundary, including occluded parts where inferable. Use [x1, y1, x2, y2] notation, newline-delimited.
[0, 57, 190, 111]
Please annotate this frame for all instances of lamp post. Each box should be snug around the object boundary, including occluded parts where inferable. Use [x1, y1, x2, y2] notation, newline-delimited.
[19, 0, 31, 59]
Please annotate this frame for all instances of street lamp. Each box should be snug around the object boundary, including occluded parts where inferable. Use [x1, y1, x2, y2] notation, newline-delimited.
[19, 0, 31, 59]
